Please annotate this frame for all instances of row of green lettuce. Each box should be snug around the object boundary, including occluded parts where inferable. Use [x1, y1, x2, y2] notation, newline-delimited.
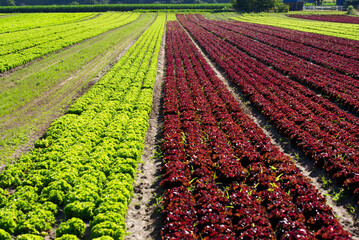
[0, 13, 165, 240]
[0, 12, 140, 73]
[0, 13, 97, 34]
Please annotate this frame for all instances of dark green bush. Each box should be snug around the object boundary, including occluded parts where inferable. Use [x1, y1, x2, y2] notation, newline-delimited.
[347, 5, 357, 15]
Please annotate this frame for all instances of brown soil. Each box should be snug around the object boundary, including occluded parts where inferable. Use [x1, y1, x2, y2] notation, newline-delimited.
[181, 19, 359, 239]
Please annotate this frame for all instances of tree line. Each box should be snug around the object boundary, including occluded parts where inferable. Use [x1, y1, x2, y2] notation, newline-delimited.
[1, 0, 229, 6]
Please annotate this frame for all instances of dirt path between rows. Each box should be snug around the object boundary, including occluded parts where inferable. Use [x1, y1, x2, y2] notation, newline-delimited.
[181, 18, 359, 239]
[124, 26, 166, 240]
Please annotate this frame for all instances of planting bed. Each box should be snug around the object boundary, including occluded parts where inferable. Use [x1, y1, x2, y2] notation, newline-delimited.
[179, 13, 359, 209]
[231, 13, 359, 41]
[0, 14, 165, 240]
[189, 15, 359, 115]
[288, 14, 359, 24]
[160, 18, 355, 239]
[0, 12, 140, 72]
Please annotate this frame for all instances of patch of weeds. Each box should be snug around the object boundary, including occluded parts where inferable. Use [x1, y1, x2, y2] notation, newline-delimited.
[344, 204, 356, 215]
[324, 187, 347, 203]
[152, 193, 163, 213]
[319, 175, 332, 190]
[332, 188, 345, 202]
[152, 148, 163, 160]
[279, 136, 290, 144]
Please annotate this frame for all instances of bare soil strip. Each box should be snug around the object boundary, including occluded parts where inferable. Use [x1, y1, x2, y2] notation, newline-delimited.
[180, 20, 359, 239]
[125, 26, 166, 240]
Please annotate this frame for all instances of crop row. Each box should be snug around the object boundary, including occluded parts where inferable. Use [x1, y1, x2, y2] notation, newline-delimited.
[288, 14, 359, 24]
[231, 14, 359, 41]
[190, 15, 359, 115]
[178, 14, 359, 207]
[161, 20, 350, 239]
[0, 13, 124, 47]
[237, 20, 359, 60]
[0, 12, 140, 73]
[204, 17, 359, 78]
[200, 15, 359, 64]
[245, 16, 359, 50]
[0, 13, 97, 34]
[0, 14, 165, 240]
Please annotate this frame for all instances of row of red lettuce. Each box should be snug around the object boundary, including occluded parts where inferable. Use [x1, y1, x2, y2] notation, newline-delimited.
[193, 15, 359, 115]
[160, 20, 350, 239]
[178, 14, 359, 205]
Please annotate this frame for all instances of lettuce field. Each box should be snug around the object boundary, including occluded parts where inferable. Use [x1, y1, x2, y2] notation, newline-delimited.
[0, 12, 359, 240]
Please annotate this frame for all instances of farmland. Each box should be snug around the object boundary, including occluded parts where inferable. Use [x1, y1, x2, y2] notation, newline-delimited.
[229, 13, 359, 40]
[0, 12, 140, 72]
[288, 14, 359, 24]
[0, 13, 165, 240]
[0, 11, 359, 240]
[0, 13, 156, 163]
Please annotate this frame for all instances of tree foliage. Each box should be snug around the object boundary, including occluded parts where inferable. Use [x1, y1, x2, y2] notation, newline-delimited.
[345, 0, 359, 6]
[232, 0, 285, 11]
[347, 5, 357, 14]
[315, 0, 324, 6]
[0, 0, 15, 6]
[14, 0, 228, 4]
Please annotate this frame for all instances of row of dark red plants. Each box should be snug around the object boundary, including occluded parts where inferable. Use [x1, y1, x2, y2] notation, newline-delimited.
[192, 15, 359, 115]
[177, 14, 359, 209]
[199, 16, 359, 77]
[191, 14, 359, 147]
[193, 15, 359, 153]
[221, 17, 359, 61]
[161, 21, 351, 239]
[192, 17, 359, 113]
[195, 16, 359, 114]
[288, 14, 359, 24]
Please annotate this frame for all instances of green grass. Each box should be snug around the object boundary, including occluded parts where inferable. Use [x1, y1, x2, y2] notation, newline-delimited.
[0, 13, 156, 163]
